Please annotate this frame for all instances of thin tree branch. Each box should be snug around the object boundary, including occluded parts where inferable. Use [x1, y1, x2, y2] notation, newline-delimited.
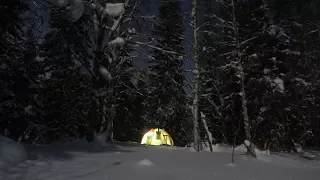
[128, 40, 182, 55]
[61, 37, 95, 77]
[134, 49, 156, 60]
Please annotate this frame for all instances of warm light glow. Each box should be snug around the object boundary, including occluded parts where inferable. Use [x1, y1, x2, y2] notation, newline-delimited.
[141, 128, 174, 146]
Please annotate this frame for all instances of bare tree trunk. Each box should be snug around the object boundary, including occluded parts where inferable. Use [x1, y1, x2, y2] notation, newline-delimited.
[230, 0, 256, 157]
[239, 63, 251, 141]
[200, 112, 213, 152]
[192, 0, 201, 152]
[86, 1, 129, 143]
[86, 88, 100, 142]
[231, 110, 242, 164]
[110, 120, 114, 141]
[105, 118, 113, 142]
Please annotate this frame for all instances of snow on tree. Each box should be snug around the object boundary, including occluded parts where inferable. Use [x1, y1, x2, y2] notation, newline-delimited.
[273, 77, 284, 93]
[49, 0, 70, 7]
[48, 0, 84, 22]
[0, 0, 47, 143]
[197, 0, 285, 157]
[99, 66, 112, 80]
[104, 3, 125, 17]
[294, 78, 310, 87]
[66, 0, 84, 22]
[82, 0, 146, 144]
[192, 0, 201, 152]
[1, 0, 320, 152]
[108, 37, 126, 47]
[200, 112, 213, 152]
[140, 0, 190, 147]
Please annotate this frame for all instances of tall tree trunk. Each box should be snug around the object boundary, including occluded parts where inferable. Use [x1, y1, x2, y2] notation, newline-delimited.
[239, 63, 251, 141]
[239, 62, 256, 158]
[230, 0, 256, 157]
[86, 83, 101, 142]
[200, 112, 213, 152]
[86, 1, 128, 143]
[192, 0, 201, 152]
[110, 119, 114, 141]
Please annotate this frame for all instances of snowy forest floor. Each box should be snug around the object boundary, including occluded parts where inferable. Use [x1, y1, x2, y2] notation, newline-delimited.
[1, 140, 320, 180]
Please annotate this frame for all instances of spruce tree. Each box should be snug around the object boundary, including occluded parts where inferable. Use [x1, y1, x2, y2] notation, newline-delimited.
[0, 1, 44, 141]
[143, 0, 189, 146]
[39, 4, 93, 140]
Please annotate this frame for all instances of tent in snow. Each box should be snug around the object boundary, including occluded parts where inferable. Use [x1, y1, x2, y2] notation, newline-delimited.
[141, 128, 174, 146]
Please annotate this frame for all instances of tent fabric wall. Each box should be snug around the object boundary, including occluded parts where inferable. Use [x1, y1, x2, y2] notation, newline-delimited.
[141, 128, 174, 146]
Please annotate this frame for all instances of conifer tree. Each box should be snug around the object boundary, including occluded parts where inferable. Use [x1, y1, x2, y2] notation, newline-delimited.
[143, 0, 189, 146]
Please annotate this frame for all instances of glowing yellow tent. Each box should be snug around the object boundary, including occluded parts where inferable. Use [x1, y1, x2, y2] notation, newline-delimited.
[141, 128, 174, 146]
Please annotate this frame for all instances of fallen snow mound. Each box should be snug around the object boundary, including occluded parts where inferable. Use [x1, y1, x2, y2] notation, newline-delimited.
[200, 143, 271, 155]
[0, 135, 27, 168]
[137, 159, 155, 166]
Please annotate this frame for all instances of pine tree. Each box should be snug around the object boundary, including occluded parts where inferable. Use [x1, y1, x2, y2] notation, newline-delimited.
[197, 0, 227, 146]
[0, 1, 44, 141]
[142, 0, 189, 146]
[39, 3, 93, 141]
[255, 0, 320, 150]
[83, 0, 143, 143]
[197, 0, 270, 156]
[197, 0, 320, 153]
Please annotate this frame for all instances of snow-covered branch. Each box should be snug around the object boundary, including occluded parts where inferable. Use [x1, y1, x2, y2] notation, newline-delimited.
[134, 49, 156, 60]
[61, 37, 94, 77]
[240, 36, 258, 46]
[101, 3, 127, 49]
[200, 94, 221, 116]
[47, 0, 84, 22]
[127, 40, 182, 55]
[204, 13, 233, 26]
[304, 29, 319, 36]
[123, 1, 140, 23]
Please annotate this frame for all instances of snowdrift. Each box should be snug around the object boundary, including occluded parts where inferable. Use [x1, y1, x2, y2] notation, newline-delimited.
[1, 141, 319, 180]
[0, 135, 28, 168]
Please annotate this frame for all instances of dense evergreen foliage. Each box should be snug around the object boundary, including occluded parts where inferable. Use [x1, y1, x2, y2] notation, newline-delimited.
[1, 0, 320, 152]
[142, 0, 191, 146]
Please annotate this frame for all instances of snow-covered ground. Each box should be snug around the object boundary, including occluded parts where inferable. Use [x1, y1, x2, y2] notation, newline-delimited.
[1, 138, 320, 180]
[0, 136, 28, 168]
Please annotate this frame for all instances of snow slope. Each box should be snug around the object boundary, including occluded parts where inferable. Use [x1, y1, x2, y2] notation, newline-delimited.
[0, 136, 28, 168]
[1, 140, 320, 180]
